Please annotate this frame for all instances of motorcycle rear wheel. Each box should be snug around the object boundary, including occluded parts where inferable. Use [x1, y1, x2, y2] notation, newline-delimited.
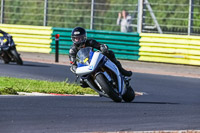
[95, 73, 122, 102]
[11, 49, 23, 65]
[122, 86, 135, 102]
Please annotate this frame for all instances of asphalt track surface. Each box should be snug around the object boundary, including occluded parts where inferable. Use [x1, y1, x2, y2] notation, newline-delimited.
[0, 61, 200, 133]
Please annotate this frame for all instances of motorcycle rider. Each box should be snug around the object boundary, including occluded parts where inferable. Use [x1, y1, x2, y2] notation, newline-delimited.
[69, 27, 132, 79]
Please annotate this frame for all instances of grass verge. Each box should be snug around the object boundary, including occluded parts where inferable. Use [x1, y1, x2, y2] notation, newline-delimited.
[0, 77, 97, 95]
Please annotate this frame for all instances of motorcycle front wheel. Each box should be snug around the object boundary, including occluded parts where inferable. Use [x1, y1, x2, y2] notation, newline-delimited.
[95, 73, 122, 102]
[1, 52, 10, 64]
[10, 49, 23, 65]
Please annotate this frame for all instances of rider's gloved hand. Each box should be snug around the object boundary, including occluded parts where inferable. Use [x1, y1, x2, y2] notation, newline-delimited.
[100, 44, 108, 54]
[70, 65, 77, 73]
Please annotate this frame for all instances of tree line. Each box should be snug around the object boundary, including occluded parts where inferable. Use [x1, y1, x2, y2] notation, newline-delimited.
[1, 0, 200, 34]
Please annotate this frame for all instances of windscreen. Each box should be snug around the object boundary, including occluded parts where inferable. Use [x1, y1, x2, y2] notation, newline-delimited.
[76, 47, 94, 67]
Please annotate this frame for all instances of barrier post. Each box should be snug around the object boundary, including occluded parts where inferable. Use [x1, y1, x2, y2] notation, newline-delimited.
[55, 34, 60, 62]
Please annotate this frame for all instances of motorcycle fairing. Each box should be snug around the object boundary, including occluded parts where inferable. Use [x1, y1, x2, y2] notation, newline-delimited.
[104, 59, 126, 95]
[76, 47, 127, 96]
[0, 37, 11, 51]
[76, 51, 104, 76]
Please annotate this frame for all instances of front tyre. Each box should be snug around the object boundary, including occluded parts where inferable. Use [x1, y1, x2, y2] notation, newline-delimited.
[1, 53, 10, 64]
[11, 49, 23, 65]
[95, 73, 122, 102]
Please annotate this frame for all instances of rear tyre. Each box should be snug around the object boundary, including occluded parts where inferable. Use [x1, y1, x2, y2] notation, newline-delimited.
[95, 73, 122, 102]
[11, 49, 23, 65]
[122, 86, 135, 102]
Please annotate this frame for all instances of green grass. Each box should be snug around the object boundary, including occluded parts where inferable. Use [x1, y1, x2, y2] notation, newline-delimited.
[0, 77, 97, 95]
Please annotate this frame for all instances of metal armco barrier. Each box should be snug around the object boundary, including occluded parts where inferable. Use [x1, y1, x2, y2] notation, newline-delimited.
[1, 24, 200, 66]
[139, 33, 200, 66]
[0, 24, 52, 53]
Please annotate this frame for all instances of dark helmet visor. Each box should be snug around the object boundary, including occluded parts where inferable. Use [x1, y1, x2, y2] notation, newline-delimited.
[72, 34, 86, 44]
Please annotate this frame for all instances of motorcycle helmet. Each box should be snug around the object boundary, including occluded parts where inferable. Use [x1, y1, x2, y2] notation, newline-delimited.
[71, 27, 87, 47]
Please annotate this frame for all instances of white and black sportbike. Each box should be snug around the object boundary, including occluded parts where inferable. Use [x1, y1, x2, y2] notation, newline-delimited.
[75, 47, 135, 102]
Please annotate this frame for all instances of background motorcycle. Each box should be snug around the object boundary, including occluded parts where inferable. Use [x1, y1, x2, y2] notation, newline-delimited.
[75, 47, 135, 102]
[0, 34, 23, 65]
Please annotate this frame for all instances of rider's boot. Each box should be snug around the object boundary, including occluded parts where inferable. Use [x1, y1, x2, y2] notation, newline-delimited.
[105, 50, 132, 77]
[115, 61, 132, 77]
